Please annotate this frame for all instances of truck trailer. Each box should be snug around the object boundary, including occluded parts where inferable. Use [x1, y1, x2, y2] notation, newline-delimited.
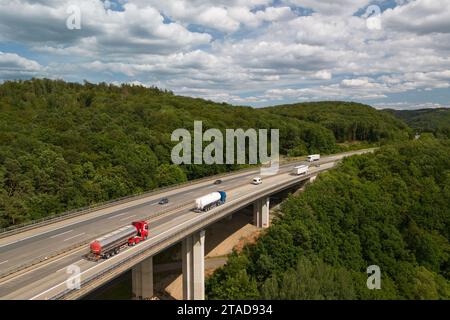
[89, 221, 149, 260]
[293, 165, 309, 175]
[195, 191, 227, 212]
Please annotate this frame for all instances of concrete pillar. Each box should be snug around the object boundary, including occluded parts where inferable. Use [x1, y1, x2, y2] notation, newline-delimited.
[132, 264, 141, 300]
[182, 230, 205, 300]
[310, 175, 317, 183]
[132, 256, 153, 300]
[253, 197, 270, 229]
[182, 235, 193, 300]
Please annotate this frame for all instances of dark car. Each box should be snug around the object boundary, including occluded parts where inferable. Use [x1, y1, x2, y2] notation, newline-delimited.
[158, 198, 169, 205]
[214, 179, 223, 185]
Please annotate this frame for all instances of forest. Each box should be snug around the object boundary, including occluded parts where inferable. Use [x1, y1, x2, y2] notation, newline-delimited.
[206, 138, 450, 299]
[0, 79, 411, 228]
[266, 101, 412, 142]
[386, 108, 450, 138]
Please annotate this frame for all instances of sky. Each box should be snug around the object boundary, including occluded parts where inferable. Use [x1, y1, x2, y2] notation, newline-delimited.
[0, 0, 449, 109]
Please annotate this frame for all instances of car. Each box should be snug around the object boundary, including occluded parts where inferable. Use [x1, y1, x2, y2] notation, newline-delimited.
[252, 177, 262, 185]
[214, 179, 223, 185]
[158, 198, 169, 205]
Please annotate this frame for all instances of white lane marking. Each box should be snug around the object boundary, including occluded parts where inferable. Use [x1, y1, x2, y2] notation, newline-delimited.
[107, 212, 131, 220]
[50, 230, 73, 239]
[1, 154, 342, 249]
[29, 165, 341, 300]
[63, 233, 85, 242]
[30, 210, 214, 300]
[0, 251, 86, 286]
[119, 215, 136, 222]
[0, 260, 9, 265]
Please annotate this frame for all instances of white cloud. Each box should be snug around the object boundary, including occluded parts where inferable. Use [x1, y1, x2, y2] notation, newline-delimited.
[0, 52, 42, 71]
[285, 0, 371, 16]
[383, 0, 450, 35]
[0, 52, 43, 79]
[0, 0, 449, 107]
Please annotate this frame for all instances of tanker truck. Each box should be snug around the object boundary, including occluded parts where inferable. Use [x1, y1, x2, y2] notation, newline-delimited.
[89, 221, 149, 260]
[194, 191, 227, 212]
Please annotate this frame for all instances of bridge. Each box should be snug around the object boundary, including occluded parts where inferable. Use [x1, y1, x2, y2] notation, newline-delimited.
[0, 149, 374, 300]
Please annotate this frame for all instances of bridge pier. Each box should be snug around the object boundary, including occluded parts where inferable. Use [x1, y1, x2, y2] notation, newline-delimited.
[182, 230, 205, 300]
[253, 197, 270, 229]
[132, 256, 153, 300]
[310, 175, 317, 183]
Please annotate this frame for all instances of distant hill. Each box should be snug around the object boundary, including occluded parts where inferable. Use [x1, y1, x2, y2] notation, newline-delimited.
[0, 79, 411, 227]
[266, 101, 412, 142]
[385, 108, 450, 138]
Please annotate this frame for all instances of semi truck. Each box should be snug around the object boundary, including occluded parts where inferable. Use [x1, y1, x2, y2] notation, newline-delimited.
[293, 165, 309, 175]
[89, 221, 149, 260]
[307, 154, 321, 162]
[195, 191, 227, 212]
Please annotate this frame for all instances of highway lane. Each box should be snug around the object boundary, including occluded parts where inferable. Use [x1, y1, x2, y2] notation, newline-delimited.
[1, 163, 336, 299]
[0, 149, 373, 299]
[0, 157, 318, 274]
[0, 169, 307, 299]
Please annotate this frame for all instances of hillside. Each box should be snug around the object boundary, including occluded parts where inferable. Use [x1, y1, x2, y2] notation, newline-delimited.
[0, 79, 410, 228]
[385, 108, 450, 138]
[206, 138, 450, 299]
[266, 102, 412, 143]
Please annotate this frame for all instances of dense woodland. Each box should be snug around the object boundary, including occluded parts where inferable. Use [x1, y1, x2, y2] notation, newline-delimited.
[266, 102, 411, 143]
[1, 78, 449, 299]
[386, 108, 450, 138]
[0, 79, 409, 228]
[206, 138, 450, 299]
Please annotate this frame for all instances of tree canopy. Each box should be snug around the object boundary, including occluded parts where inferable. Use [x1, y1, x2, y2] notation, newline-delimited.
[0, 79, 410, 228]
[206, 139, 450, 300]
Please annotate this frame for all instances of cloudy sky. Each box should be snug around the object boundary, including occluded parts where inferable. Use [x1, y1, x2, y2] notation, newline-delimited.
[0, 0, 449, 109]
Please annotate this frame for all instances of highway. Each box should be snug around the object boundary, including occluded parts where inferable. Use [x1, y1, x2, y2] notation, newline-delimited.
[0, 149, 374, 299]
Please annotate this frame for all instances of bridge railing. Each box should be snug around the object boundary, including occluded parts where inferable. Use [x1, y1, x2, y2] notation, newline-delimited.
[57, 167, 332, 300]
[0, 164, 266, 237]
[0, 152, 324, 238]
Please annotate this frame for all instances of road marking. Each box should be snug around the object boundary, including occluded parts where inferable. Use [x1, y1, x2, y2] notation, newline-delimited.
[120, 215, 136, 221]
[107, 212, 131, 220]
[30, 211, 212, 300]
[0, 260, 9, 265]
[63, 233, 85, 242]
[27, 157, 352, 300]
[50, 230, 73, 239]
[0, 153, 347, 249]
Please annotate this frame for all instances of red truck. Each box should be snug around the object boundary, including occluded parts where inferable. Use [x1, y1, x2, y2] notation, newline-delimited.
[89, 221, 149, 260]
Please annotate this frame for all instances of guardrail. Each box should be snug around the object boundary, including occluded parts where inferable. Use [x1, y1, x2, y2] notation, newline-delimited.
[1, 149, 374, 238]
[57, 167, 332, 300]
[0, 165, 265, 238]
[0, 200, 194, 279]
[1, 149, 374, 286]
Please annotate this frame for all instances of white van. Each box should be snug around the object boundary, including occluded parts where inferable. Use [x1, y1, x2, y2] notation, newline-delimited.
[307, 154, 321, 162]
[252, 177, 262, 185]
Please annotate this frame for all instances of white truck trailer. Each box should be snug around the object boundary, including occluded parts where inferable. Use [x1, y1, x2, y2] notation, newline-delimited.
[194, 191, 227, 212]
[293, 165, 309, 175]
